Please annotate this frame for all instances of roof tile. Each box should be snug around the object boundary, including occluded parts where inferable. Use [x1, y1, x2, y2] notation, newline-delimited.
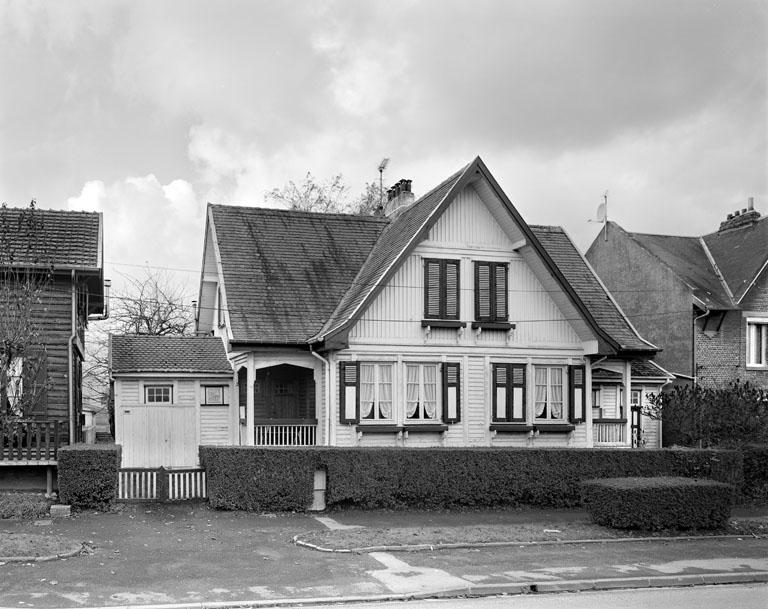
[111, 335, 232, 374]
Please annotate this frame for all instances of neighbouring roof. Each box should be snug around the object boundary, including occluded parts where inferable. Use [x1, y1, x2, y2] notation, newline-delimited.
[110, 335, 232, 374]
[592, 367, 623, 381]
[210, 205, 388, 343]
[208, 157, 655, 355]
[0, 207, 101, 270]
[623, 213, 768, 308]
[631, 359, 673, 380]
[530, 226, 654, 353]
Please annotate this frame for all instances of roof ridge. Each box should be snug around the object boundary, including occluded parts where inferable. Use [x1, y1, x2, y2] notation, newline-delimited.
[208, 203, 390, 223]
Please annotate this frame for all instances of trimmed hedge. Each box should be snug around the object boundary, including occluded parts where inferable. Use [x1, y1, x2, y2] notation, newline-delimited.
[741, 444, 768, 503]
[57, 444, 121, 509]
[581, 476, 733, 530]
[200, 446, 742, 512]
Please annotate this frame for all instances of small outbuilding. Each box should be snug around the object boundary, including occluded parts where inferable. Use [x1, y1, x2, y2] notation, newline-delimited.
[111, 335, 234, 468]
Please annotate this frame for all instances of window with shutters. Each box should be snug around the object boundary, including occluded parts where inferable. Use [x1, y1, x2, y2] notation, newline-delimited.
[475, 262, 508, 323]
[405, 363, 441, 421]
[492, 363, 526, 422]
[423, 259, 460, 321]
[360, 363, 394, 421]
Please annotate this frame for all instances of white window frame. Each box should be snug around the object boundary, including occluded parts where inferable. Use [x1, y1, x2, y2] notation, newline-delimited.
[359, 363, 394, 422]
[144, 384, 174, 404]
[201, 384, 228, 406]
[746, 318, 768, 368]
[533, 365, 566, 421]
[405, 362, 441, 422]
[591, 387, 602, 419]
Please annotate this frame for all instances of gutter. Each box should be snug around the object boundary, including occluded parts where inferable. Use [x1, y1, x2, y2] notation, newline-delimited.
[309, 345, 332, 446]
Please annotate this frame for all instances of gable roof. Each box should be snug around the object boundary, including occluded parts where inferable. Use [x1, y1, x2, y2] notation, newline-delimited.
[615, 212, 768, 309]
[209, 205, 387, 343]
[207, 157, 655, 355]
[0, 207, 102, 270]
[110, 335, 232, 374]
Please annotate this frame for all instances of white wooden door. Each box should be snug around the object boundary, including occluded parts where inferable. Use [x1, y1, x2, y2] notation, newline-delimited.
[118, 405, 198, 468]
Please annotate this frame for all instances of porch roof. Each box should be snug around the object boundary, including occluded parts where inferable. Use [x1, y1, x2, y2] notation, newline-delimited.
[110, 335, 232, 374]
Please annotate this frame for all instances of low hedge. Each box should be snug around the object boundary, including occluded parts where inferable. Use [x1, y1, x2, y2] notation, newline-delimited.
[581, 476, 733, 530]
[200, 446, 742, 512]
[741, 444, 768, 503]
[57, 444, 121, 509]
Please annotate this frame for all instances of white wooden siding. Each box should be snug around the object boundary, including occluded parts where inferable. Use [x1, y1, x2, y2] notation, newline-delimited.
[200, 406, 230, 445]
[118, 404, 198, 468]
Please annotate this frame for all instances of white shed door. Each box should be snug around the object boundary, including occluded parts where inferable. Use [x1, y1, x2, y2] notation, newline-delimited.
[119, 405, 198, 468]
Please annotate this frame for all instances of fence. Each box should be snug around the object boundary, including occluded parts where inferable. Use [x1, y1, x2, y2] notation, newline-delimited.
[0, 419, 66, 463]
[118, 467, 207, 501]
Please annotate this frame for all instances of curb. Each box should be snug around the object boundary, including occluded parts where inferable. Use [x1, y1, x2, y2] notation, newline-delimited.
[22, 572, 768, 609]
[292, 532, 755, 554]
[0, 542, 85, 563]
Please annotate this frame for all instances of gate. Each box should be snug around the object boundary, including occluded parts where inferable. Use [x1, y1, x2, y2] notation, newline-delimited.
[118, 467, 207, 501]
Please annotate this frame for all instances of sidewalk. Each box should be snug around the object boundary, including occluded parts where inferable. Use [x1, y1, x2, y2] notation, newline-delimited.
[0, 503, 766, 608]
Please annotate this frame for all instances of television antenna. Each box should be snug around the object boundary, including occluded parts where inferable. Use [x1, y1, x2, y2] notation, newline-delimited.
[378, 158, 390, 206]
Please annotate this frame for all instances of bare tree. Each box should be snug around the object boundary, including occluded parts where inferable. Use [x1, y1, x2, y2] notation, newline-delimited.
[265, 172, 385, 215]
[0, 202, 52, 420]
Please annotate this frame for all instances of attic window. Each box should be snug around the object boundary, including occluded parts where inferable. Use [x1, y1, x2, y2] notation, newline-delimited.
[423, 259, 460, 321]
[474, 261, 508, 325]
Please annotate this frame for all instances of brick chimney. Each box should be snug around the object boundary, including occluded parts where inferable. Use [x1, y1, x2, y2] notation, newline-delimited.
[718, 197, 760, 232]
[384, 179, 414, 217]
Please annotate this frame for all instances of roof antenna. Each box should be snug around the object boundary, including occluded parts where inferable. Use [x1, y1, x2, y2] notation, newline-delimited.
[378, 158, 389, 209]
[589, 191, 609, 241]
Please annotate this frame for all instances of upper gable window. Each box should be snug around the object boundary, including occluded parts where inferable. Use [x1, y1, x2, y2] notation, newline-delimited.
[475, 262, 508, 322]
[423, 259, 460, 320]
[747, 318, 767, 368]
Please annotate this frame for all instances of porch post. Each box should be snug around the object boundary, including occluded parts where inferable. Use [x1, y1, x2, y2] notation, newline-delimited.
[245, 355, 255, 445]
[585, 359, 594, 448]
[624, 360, 632, 445]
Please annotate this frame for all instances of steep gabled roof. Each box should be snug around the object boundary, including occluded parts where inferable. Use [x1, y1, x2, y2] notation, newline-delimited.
[209, 205, 387, 343]
[701, 215, 768, 303]
[0, 207, 102, 270]
[531, 226, 656, 352]
[628, 230, 733, 309]
[110, 335, 232, 374]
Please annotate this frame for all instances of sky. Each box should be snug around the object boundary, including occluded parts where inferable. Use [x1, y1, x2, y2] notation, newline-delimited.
[1, 0, 766, 301]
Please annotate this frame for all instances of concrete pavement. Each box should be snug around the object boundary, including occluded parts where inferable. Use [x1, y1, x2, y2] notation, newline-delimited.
[0, 503, 767, 608]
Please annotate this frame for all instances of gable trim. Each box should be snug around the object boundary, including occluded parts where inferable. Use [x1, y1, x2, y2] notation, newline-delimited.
[699, 237, 735, 304]
[738, 258, 768, 305]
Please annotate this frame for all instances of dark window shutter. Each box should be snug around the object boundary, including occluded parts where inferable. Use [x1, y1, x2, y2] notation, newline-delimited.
[424, 260, 441, 318]
[492, 364, 508, 421]
[495, 263, 508, 320]
[568, 365, 585, 423]
[442, 362, 461, 423]
[476, 262, 491, 320]
[445, 261, 460, 319]
[510, 364, 526, 421]
[339, 361, 360, 424]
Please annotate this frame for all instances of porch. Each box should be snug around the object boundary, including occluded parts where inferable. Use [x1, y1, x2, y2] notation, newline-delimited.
[0, 418, 67, 464]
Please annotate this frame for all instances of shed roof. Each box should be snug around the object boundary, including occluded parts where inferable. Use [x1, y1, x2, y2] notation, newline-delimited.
[0, 207, 101, 270]
[110, 335, 232, 374]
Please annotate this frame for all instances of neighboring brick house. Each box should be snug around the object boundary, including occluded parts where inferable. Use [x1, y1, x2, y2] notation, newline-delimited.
[194, 156, 669, 455]
[586, 200, 768, 389]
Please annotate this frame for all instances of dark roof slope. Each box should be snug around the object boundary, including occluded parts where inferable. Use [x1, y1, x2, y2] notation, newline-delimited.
[531, 226, 655, 352]
[211, 205, 388, 343]
[629, 231, 732, 309]
[0, 207, 101, 269]
[315, 167, 466, 339]
[111, 335, 232, 374]
[702, 215, 768, 302]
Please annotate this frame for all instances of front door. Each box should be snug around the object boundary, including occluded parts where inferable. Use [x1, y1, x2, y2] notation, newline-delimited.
[631, 405, 642, 448]
[254, 364, 315, 420]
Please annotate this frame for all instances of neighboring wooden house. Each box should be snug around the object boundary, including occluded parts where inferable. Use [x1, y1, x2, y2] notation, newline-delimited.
[196, 156, 669, 450]
[0, 206, 106, 489]
[586, 200, 768, 389]
[111, 335, 234, 468]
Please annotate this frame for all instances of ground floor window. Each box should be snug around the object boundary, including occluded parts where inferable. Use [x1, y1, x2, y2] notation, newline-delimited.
[534, 366, 565, 421]
[360, 363, 393, 421]
[202, 385, 228, 406]
[747, 319, 767, 367]
[405, 363, 440, 421]
[145, 384, 173, 404]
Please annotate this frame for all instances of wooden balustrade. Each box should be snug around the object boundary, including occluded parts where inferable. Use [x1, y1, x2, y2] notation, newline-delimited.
[254, 419, 317, 446]
[0, 419, 66, 462]
[593, 418, 627, 445]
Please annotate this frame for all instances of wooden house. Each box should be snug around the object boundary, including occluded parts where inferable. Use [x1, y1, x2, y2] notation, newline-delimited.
[111, 335, 234, 468]
[586, 200, 768, 390]
[195, 157, 670, 451]
[0, 206, 106, 491]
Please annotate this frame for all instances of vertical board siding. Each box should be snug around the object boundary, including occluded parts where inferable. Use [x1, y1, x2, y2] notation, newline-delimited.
[118, 403, 198, 468]
[200, 406, 230, 445]
[465, 356, 488, 446]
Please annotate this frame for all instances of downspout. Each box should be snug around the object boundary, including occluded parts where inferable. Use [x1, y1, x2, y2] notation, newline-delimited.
[68, 270, 76, 445]
[309, 345, 332, 446]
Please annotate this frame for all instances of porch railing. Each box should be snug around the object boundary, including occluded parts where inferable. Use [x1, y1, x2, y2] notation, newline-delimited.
[0, 419, 66, 462]
[255, 419, 317, 446]
[593, 419, 627, 446]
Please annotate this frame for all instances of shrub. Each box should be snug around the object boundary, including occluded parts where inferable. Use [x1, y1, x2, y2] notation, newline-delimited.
[741, 444, 768, 503]
[200, 446, 742, 512]
[581, 476, 733, 530]
[57, 444, 121, 509]
[0, 492, 51, 519]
